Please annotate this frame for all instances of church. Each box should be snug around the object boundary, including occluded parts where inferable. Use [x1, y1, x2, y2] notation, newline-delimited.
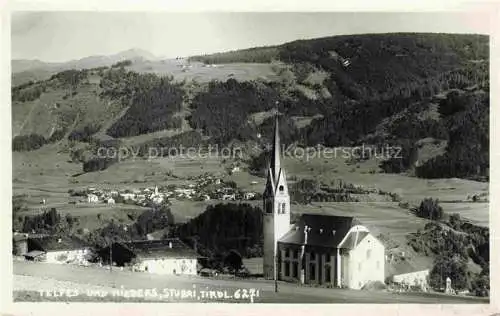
[262, 113, 385, 290]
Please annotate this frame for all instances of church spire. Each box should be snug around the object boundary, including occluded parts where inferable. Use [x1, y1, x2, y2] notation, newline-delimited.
[270, 103, 281, 183]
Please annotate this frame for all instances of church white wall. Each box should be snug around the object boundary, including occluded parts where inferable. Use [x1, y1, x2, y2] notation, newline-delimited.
[134, 258, 197, 275]
[263, 214, 276, 279]
[347, 233, 385, 289]
[263, 171, 291, 280]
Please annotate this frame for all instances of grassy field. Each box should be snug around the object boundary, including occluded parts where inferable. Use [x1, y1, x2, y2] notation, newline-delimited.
[12, 143, 489, 228]
[128, 60, 279, 83]
[12, 142, 489, 276]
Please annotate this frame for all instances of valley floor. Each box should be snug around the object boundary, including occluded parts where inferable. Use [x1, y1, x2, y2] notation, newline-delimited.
[12, 261, 489, 304]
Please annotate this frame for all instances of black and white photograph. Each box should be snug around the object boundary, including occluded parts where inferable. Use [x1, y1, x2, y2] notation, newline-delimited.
[5, 8, 494, 307]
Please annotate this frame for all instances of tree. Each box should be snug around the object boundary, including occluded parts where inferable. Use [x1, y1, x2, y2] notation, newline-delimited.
[414, 198, 444, 220]
[224, 250, 243, 274]
[448, 213, 462, 230]
[429, 255, 469, 290]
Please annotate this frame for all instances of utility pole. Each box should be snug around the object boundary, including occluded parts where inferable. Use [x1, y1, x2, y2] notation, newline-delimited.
[274, 253, 278, 293]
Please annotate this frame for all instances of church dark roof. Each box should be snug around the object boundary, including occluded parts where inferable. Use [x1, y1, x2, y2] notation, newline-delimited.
[279, 214, 363, 249]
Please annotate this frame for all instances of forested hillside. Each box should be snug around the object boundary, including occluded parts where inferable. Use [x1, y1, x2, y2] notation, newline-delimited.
[11, 33, 489, 180]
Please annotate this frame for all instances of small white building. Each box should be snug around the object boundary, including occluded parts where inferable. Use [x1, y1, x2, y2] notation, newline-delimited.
[121, 193, 136, 200]
[151, 196, 164, 204]
[107, 198, 115, 205]
[108, 239, 199, 276]
[87, 194, 99, 203]
[392, 269, 430, 289]
[25, 235, 92, 265]
[244, 192, 256, 200]
[222, 194, 236, 201]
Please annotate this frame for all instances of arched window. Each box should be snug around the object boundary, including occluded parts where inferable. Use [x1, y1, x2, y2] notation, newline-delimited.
[366, 249, 372, 259]
[281, 203, 286, 214]
[279, 185, 284, 192]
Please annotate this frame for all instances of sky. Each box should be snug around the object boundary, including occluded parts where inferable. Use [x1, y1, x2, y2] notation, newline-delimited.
[11, 12, 491, 62]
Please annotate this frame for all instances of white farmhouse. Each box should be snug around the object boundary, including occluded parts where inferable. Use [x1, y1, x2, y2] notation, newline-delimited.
[25, 235, 92, 265]
[106, 239, 199, 276]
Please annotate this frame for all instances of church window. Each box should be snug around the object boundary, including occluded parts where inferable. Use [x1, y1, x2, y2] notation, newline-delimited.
[279, 185, 284, 192]
[284, 262, 290, 277]
[325, 267, 331, 282]
[292, 262, 298, 278]
[366, 249, 372, 259]
[266, 201, 272, 214]
[310, 252, 316, 261]
[309, 263, 316, 280]
[293, 250, 298, 259]
[280, 203, 286, 214]
[325, 255, 331, 263]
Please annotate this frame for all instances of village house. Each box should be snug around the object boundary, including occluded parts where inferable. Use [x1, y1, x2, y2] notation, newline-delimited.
[231, 166, 241, 173]
[87, 194, 99, 203]
[222, 194, 236, 201]
[12, 233, 29, 256]
[244, 192, 256, 200]
[24, 235, 93, 265]
[392, 269, 430, 291]
[120, 193, 136, 200]
[100, 239, 200, 275]
[107, 197, 115, 205]
[263, 113, 386, 289]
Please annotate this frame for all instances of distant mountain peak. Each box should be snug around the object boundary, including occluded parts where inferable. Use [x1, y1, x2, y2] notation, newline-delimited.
[114, 48, 157, 61]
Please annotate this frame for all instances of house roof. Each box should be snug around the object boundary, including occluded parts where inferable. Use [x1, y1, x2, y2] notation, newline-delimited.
[13, 234, 29, 242]
[28, 235, 89, 252]
[279, 214, 361, 249]
[24, 250, 46, 258]
[340, 231, 369, 249]
[121, 238, 199, 259]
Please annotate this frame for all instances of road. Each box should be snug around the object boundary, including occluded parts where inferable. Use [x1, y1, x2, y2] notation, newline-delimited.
[13, 261, 489, 304]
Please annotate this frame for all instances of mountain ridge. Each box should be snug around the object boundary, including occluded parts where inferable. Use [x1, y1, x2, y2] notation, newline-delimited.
[12, 48, 158, 74]
[11, 33, 489, 181]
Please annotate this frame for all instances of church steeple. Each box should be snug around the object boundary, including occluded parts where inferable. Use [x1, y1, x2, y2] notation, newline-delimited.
[270, 110, 281, 184]
[262, 103, 291, 281]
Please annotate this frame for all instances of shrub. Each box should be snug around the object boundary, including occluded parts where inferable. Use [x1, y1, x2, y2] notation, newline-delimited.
[414, 198, 444, 220]
[429, 255, 469, 290]
[12, 134, 47, 151]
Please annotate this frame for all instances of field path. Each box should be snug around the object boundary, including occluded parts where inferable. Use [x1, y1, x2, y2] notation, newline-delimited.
[13, 261, 488, 304]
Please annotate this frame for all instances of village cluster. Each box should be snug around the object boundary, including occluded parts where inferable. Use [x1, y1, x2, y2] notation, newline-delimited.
[68, 173, 260, 207]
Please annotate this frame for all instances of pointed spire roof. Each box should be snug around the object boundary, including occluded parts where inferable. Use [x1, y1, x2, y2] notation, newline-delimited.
[270, 106, 281, 183]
